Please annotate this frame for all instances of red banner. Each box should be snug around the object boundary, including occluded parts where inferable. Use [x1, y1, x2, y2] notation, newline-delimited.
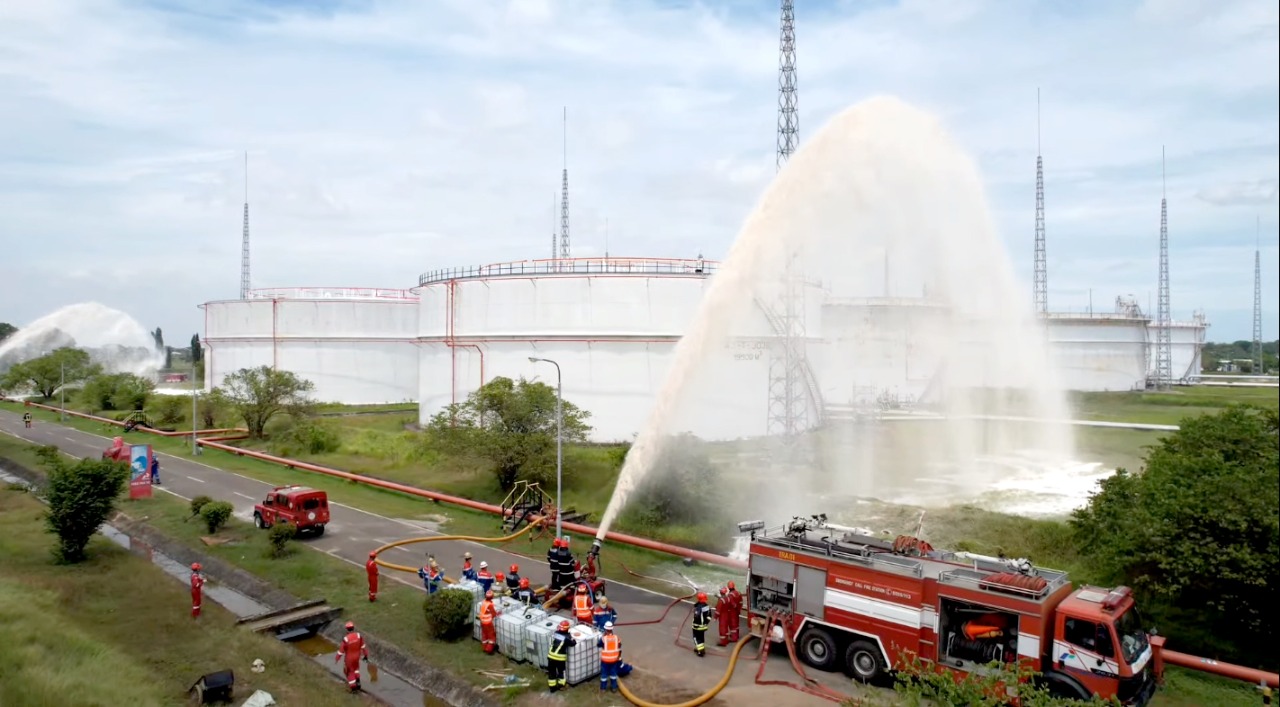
[128, 444, 153, 500]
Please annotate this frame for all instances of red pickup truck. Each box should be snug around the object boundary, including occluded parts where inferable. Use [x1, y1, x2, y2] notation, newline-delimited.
[253, 485, 330, 536]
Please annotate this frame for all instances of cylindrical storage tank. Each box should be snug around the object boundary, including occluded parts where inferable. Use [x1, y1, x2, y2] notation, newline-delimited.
[416, 257, 808, 442]
[202, 287, 419, 404]
[1045, 314, 1149, 392]
[1158, 316, 1209, 382]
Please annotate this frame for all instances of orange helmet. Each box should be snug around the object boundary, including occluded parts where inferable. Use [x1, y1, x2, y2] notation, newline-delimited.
[696, 592, 707, 603]
[519, 578, 530, 589]
[345, 621, 355, 631]
[559, 620, 572, 631]
[485, 590, 494, 599]
[727, 580, 736, 590]
[495, 573, 505, 581]
[510, 564, 519, 574]
[191, 562, 201, 571]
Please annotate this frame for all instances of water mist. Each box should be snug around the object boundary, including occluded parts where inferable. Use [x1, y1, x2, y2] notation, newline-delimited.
[597, 97, 1075, 545]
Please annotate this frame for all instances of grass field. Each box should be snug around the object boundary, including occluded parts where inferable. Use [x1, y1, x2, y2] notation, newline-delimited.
[1068, 387, 1278, 425]
[0, 485, 375, 707]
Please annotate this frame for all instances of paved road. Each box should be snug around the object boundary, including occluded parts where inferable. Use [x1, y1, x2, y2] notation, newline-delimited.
[0, 410, 852, 706]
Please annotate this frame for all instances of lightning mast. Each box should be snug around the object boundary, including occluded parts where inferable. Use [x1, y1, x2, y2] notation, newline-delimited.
[1034, 89, 1047, 315]
[767, 0, 810, 448]
[559, 108, 571, 261]
[239, 151, 251, 299]
[1254, 216, 1263, 374]
[1155, 147, 1172, 390]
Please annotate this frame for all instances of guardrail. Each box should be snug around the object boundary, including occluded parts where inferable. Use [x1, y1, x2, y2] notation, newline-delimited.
[418, 257, 719, 287]
[246, 287, 417, 301]
[8, 399, 744, 570]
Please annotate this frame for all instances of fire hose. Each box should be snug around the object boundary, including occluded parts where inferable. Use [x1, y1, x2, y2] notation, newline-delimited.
[369, 521, 544, 577]
[618, 635, 755, 707]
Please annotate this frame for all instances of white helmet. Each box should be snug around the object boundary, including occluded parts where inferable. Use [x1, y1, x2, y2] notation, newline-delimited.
[604, 621, 615, 630]
[479, 561, 488, 569]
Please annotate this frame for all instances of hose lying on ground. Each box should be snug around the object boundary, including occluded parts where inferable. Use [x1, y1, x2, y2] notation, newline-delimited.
[618, 635, 755, 707]
[371, 521, 543, 581]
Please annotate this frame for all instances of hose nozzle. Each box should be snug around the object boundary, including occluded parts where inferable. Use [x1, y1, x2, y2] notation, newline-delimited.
[589, 539, 603, 558]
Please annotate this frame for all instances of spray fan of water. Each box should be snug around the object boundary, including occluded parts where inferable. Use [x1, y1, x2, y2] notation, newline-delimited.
[596, 96, 1077, 544]
[0, 302, 163, 377]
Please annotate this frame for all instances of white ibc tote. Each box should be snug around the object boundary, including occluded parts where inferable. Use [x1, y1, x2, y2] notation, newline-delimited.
[565, 623, 602, 686]
[523, 616, 562, 670]
[496, 606, 547, 662]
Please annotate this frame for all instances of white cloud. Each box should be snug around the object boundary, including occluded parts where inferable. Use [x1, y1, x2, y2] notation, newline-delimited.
[0, 0, 1277, 342]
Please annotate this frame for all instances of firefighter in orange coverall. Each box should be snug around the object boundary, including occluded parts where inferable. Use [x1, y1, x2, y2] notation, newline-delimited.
[366, 551, 379, 602]
[715, 587, 731, 646]
[190, 563, 205, 619]
[478, 590, 501, 654]
[335, 621, 369, 691]
[725, 580, 743, 642]
[573, 583, 594, 624]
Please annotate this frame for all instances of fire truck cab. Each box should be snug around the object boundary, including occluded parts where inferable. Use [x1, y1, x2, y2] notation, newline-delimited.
[743, 515, 1157, 705]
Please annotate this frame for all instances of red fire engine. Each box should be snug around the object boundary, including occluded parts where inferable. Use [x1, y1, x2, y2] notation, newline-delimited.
[743, 515, 1157, 705]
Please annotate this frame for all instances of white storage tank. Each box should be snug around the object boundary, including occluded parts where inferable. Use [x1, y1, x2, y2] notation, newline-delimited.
[201, 288, 418, 404]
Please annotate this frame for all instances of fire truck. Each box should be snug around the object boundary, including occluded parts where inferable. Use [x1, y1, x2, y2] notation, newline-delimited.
[742, 514, 1157, 705]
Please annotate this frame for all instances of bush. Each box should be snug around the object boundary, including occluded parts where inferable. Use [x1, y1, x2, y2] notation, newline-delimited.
[617, 434, 728, 550]
[267, 522, 297, 558]
[271, 418, 341, 456]
[36, 445, 128, 563]
[423, 588, 474, 640]
[80, 373, 155, 412]
[199, 501, 234, 534]
[892, 652, 1117, 706]
[153, 395, 186, 426]
[189, 495, 213, 517]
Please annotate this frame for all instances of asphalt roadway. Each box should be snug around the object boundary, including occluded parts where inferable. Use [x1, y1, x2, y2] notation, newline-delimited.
[0, 410, 855, 706]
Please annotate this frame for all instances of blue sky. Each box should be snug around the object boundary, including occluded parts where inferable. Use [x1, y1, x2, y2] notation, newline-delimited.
[1, 0, 1276, 342]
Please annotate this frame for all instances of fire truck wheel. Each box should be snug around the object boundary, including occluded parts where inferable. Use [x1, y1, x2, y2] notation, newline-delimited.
[844, 640, 886, 683]
[797, 627, 838, 671]
[1034, 672, 1090, 700]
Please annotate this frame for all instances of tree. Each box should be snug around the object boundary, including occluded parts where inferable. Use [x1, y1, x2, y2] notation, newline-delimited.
[1071, 405, 1279, 666]
[891, 653, 1117, 706]
[215, 366, 316, 438]
[81, 372, 155, 411]
[426, 376, 592, 490]
[151, 327, 164, 352]
[36, 445, 128, 564]
[1, 347, 99, 399]
[190, 333, 202, 363]
[0, 322, 15, 343]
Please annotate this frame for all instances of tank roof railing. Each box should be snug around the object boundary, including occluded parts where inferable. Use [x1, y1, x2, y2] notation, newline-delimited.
[245, 287, 417, 301]
[418, 256, 719, 287]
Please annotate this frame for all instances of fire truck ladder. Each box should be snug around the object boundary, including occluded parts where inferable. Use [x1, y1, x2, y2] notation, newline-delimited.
[754, 610, 848, 703]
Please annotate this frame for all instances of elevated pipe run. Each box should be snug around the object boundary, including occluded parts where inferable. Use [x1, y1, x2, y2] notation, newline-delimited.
[15, 400, 244, 439]
[1153, 637, 1279, 687]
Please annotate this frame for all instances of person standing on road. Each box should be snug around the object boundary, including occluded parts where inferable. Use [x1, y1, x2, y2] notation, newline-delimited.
[190, 563, 205, 619]
[461, 552, 478, 582]
[573, 583, 594, 624]
[419, 559, 442, 594]
[597, 621, 622, 693]
[366, 551, 379, 602]
[335, 621, 369, 692]
[506, 564, 522, 592]
[691, 592, 711, 657]
[592, 596, 617, 630]
[149, 455, 161, 485]
[22, 412, 32, 428]
[725, 580, 743, 643]
[715, 586, 730, 646]
[477, 590, 500, 655]
[547, 539, 564, 591]
[546, 620, 576, 693]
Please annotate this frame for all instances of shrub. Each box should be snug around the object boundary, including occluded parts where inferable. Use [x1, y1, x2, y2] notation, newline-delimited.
[153, 395, 186, 425]
[892, 652, 1117, 706]
[189, 495, 213, 517]
[80, 373, 154, 411]
[37, 445, 128, 563]
[271, 418, 341, 456]
[199, 501, 234, 534]
[267, 522, 297, 558]
[423, 588, 474, 640]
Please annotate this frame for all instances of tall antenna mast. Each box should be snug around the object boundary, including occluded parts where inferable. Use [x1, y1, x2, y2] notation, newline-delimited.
[776, 0, 798, 171]
[1155, 146, 1172, 390]
[1033, 88, 1048, 316]
[239, 151, 251, 299]
[1254, 215, 1263, 374]
[559, 107, 571, 260]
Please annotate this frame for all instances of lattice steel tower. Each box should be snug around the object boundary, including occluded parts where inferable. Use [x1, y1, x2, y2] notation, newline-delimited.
[559, 108, 571, 260]
[1155, 148, 1172, 390]
[1033, 89, 1047, 315]
[1254, 216, 1263, 374]
[767, 0, 809, 443]
[239, 152, 251, 299]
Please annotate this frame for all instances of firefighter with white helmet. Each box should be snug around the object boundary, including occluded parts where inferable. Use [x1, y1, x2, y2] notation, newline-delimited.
[597, 620, 622, 692]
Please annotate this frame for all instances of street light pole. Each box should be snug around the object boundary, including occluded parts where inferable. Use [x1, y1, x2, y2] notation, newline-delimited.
[191, 360, 199, 456]
[528, 356, 563, 541]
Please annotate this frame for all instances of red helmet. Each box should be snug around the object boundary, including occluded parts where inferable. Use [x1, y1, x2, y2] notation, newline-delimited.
[191, 562, 201, 571]
[485, 590, 494, 599]
[345, 621, 355, 631]
[368, 551, 377, 558]
[495, 573, 505, 581]
[553, 539, 563, 548]
[727, 580, 736, 590]
[696, 592, 708, 603]
[576, 584, 587, 593]
[559, 620, 571, 631]
[719, 587, 727, 596]
[519, 578, 530, 589]
[510, 564, 519, 574]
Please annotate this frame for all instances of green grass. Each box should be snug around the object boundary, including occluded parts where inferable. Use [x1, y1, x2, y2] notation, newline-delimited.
[1069, 387, 1278, 425]
[0, 487, 375, 707]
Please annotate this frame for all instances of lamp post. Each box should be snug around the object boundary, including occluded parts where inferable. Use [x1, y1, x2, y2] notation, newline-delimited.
[191, 360, 199, 456]
[528, 356, 563, 541]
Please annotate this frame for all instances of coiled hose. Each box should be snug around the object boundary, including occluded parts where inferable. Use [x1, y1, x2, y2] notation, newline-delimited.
[618, 635, 756, 707]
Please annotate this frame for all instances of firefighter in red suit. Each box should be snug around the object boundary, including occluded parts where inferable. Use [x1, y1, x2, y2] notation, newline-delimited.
[478, 590, 501, 654]
[335, 621, 369, 691]
[715, 586, 730, 646]
[366, 551, 379, 602]
[190, 563, 205, 619]
[725, 580, 743, 642]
